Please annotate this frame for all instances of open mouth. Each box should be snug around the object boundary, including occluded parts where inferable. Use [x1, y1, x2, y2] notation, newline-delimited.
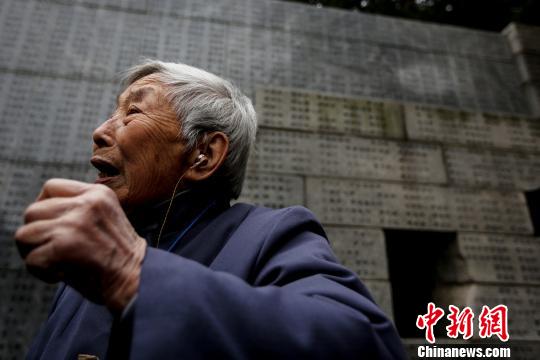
[90, 157, 120, 179]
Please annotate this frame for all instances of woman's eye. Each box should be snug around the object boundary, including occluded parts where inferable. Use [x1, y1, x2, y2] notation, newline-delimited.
[126, 107, 141, 116]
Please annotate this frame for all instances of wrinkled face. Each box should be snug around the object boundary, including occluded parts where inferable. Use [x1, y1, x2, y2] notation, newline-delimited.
[91, 75, 185, 211]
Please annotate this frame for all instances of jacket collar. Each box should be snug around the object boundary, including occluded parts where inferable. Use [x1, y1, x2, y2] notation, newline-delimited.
[128, 185, 230, 250]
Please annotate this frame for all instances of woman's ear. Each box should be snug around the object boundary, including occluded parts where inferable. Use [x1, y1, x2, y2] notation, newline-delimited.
[184, 132, 229, 182]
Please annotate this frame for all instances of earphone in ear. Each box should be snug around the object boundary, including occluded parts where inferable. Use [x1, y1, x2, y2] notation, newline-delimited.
[157, 153, 209, 248]
[191, 154, 208, 168]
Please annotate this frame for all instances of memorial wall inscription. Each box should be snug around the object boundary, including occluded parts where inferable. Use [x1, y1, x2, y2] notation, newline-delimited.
[256, 87, 405, 138]
[445, 146, 540, 190]
[435, 284, 540, 340]
[325, 227, 388, 280]
[0, 73, 116, 163]
[237, 173, 304, 209]
[404, 105, 540, 151]
[6, 0, 512, 61]
[0, 269, 56, 358]
[249, 129, 446, 183]
[0, 0, 529, 113]
[439, 233, 540, 285]
[504, 23, 540, 117]
[1, 0, 539, 357]
[305, 178, 533, 234]
[504, 23, 540, 56]
[363, 280, 394, 320]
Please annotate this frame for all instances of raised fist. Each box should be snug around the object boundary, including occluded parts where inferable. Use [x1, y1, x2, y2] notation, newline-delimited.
[15, 178, 146, 311]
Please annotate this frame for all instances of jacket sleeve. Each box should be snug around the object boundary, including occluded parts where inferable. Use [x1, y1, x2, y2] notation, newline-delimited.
[123, 206, 407, 359]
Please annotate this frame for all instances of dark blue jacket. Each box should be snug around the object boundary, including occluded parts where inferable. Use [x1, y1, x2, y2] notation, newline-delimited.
[27, 190, 406, 359]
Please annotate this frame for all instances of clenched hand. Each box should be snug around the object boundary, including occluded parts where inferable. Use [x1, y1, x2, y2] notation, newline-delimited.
[14, 179, 147, 312]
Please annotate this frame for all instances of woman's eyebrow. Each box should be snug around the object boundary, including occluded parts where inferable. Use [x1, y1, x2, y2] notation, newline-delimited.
[117, 86, 155, 107]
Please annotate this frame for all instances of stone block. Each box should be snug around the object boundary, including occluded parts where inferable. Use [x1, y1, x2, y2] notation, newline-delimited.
[0, 1, 527, 115]
[444, 146, 540, 190]
[515, 53, 540, 83]
[306, 178, 533, 234]
[439, 233, 540, 285]
[255, 87, 405, 139]
[503, 23, 540, 55]
[325, 226, 388, 280]
[524, 83, 540, 117]
[364, 280, 394, 320]
[0, 269, 56, 359]
[404, 104, 540, 152]
[236, 172, 304, 209]
[434, 284, 540, 340]
[510, 341, 540, 360]
[249, 129, 446, 183]
[0, 73, 116, 163]
[0, 1, 536, 358]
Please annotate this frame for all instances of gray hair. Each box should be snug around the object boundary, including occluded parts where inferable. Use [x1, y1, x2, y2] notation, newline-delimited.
[120, 60, 257, 199]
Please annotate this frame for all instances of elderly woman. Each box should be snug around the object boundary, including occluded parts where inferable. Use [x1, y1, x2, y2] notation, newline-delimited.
[16, 60, 406, 359]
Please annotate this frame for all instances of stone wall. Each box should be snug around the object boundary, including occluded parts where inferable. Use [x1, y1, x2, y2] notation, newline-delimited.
[504, 23, 540, 117]
[0, 0, 539, 357]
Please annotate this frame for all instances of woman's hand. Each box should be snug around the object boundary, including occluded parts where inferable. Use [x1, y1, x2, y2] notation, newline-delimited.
[14, 178, 147, 312]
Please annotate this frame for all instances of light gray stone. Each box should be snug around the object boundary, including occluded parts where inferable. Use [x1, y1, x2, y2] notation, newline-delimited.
[503, 23, 540, 55]
[0, 0, 527, 114]
[236, 172, 304, 209]
[306, 178, 533, 234]
[0, 269, 56, 359]
[325, 227, 388, 280]
[25, 0, 511, 61]
[249, 129, 446, 184]
[364, 280, 394, 320]
[434, 284, 540, 340]
[524, 83, 540, 117]
[515, 54, 540, 83]
[444, 146, 540, 190]
[255, 87, 406, 138]
[510, 341, 540, 360]
[404, 105, 540, 151]
[0, 74, 116, 163]
[439, 233, 540, 285]
[0, 1, 537, 356]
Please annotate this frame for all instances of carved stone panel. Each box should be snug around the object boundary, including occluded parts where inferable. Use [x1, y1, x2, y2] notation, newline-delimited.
[0, 269, 56, 358]
[250, 129, 446, 183]
[0, 74, 116, 163]
[435, 284, 540, 340]
[306, 178, 533, 234]
[445, 146, 540, 190]
[439, 233, 540, 285]
[325, 226, 388, 280]
[237, 172, 304, 209]
[404, 105, 540, 151]
[364, 280, 394, 320]
[256, 87, 405, 139]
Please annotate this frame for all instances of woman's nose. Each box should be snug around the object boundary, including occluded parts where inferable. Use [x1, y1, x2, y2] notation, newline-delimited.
[92, 116, 117, 149]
